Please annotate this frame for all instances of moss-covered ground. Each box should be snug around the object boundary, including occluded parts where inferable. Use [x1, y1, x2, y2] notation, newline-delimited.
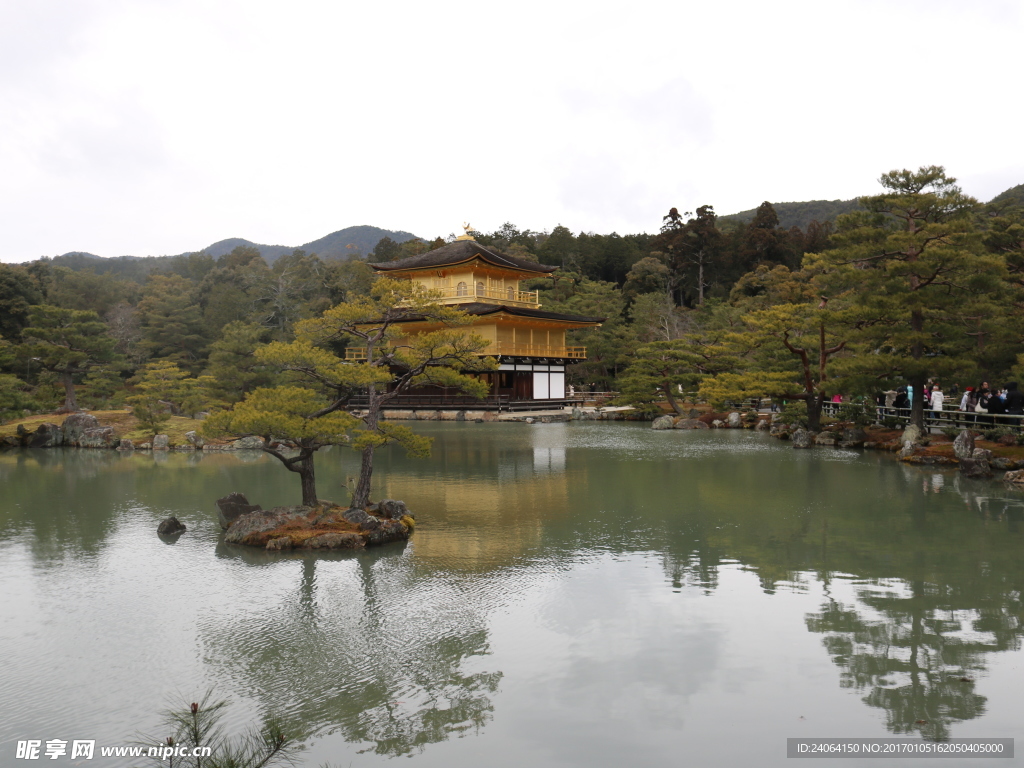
[0, 410, 208, 446]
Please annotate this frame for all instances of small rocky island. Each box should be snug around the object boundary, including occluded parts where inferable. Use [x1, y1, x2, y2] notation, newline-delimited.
[216, 493, 415, 551]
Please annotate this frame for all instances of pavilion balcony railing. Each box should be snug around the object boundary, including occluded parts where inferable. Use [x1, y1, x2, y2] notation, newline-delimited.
[442, 287, 539, 305]
[344, 344, 587, 361]
[489, 342, 586, 359]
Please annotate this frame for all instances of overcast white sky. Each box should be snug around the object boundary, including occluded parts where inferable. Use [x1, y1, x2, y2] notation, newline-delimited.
[2, 0, 1022, 263]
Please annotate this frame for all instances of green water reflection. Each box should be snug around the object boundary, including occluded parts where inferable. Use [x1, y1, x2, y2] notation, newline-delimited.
[2, 425, 1024, 766]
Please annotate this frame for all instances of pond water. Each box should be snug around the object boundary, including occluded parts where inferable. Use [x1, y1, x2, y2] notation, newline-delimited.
[2, 423, 1024, 767]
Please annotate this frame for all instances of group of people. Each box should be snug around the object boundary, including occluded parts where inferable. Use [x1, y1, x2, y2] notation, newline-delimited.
[885, 381, 1024, 424]
[956, 382, 1024, 417]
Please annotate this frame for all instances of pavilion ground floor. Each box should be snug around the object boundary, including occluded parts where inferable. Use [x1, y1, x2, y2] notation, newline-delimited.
[348, 359, 589, 411]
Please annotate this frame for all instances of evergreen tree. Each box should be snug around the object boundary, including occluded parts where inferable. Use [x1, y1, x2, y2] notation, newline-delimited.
[810, 166, 1006, 429]
[17, 305, 119, 412]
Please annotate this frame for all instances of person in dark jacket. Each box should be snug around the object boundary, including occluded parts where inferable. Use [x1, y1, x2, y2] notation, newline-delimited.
[1005, 382, 1024, 415]
[987, 387, 1007, 426]
[893, 387, 909, 411]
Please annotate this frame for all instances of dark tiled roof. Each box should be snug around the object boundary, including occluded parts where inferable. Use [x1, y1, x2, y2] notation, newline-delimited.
[402, 302, 604, 324]
[369, 239, 558, 274]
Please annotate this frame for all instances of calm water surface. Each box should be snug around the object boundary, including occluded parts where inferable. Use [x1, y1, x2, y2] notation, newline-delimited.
[2, 423, 1024, 766]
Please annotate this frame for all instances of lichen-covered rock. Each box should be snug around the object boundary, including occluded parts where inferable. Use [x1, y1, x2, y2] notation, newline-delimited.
[157, 516, 186, 535]
[28, 423, 63, 448]
[959, 457, 993, 478]
[224, 505, 310, 545]
[377, 499, 411, 520]
[993, 458, 1024, 471]
[304, 532, 365, 549]
[898, 440, 920, 460]
[79, 427, 117, 448]
[651, 415, 675, 430]
[185, 430, 205, 448]
[62, 413, 100, 446]
[901, 454, 958, 465]
[234, 436, 264, 450]
[266, 536, 293, 551]
[815, 433, 838, 446]
[841, 427, 867, 447]
[364, 519, 411, 546]
[727, 412, 742, 428]
[972, 448, 993, 462]
[342, 507, 381, 531]
[755, 419, 770, 431]
[792, 429, 814, 449]
[902, 424, 923, 446]
[1004, 469, 1024, 484]
[117, 438, 135, 451]
[953, 429, 976, 460]
[152, 434, 170, 450]
[674, 419, 709, 430]
[216, 492, 264, 530]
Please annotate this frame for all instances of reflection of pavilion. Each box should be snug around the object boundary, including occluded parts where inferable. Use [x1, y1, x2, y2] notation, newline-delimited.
[377, 426, 570, 569]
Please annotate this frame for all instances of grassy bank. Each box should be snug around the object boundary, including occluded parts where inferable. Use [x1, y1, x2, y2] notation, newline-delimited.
[0, 410, 207, 445]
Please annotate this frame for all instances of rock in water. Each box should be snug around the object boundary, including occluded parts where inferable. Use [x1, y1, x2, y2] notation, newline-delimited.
[674, 419, 709, 430]
[157, 516, 186, 535]
[841, 427, 866, 447]
[152, 434, 170, 450]
[953, 429, 976, 460]
[28, 423, 63, 448]
[972, 448, 993, 461]
[342, 507, 382, 531]
[899, 440, 920, 459]
[792, 429, 814, 449]
[1004, 469, 1024, 485]
[79, 427, 117, 448]
[62, 413, 100, 446]
[727, 412, 742, 428]
[651, 415, 675, 430]
[377, 499, 412, 520]
[303, 532, 364, 549]
[959, 457, 993, 479]
[234, 436, 264, 450]
[993, 458, 1024, 471]
[224, 506, 309, 544]
[216, 492, 264, 530]
[185, 430, 205, 448]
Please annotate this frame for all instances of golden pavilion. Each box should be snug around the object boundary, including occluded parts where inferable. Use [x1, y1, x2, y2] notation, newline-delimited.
[361, 235, 604, 409]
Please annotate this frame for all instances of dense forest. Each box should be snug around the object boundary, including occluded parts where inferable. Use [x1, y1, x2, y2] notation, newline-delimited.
[1, 167, 1021, 432]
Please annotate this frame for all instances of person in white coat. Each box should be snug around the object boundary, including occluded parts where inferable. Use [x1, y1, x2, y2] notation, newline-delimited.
[930, 385, 944, 431]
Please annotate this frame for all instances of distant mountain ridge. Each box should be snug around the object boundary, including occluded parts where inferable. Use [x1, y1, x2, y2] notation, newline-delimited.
[56, 225, 420, 265]
[719, 200, 862, 230]
[720, 184, 1023, 231]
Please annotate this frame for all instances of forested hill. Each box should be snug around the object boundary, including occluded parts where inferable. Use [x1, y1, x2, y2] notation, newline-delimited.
[298, 225, 419, 262]
[721, 183, 1024, 230]
[990, 183, 1024, 208]
[719, 199, 862, 230]
[54, 225, 420, 268]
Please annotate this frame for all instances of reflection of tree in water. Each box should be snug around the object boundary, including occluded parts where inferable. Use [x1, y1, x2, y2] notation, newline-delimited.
[207, 546, 502, 757]
[806, 576, 1021, 741]
[603, 452, 1024, 741]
